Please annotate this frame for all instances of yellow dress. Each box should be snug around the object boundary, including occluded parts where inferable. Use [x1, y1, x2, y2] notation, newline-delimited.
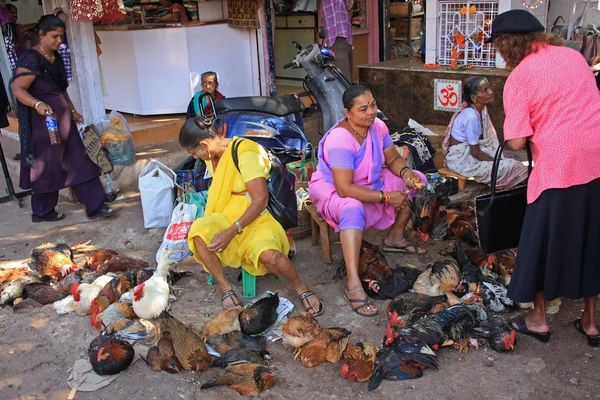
[187, 138, 289, 276]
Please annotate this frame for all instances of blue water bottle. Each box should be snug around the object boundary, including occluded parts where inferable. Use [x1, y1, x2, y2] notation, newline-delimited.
[46, 115, 60, 145]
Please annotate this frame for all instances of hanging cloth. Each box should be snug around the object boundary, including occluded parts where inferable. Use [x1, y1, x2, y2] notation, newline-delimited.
[227, 0, 260, 29]
[70, 0, 126, 24]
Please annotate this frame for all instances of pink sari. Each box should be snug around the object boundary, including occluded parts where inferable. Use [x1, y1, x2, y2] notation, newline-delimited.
[309, 118, 425, 232]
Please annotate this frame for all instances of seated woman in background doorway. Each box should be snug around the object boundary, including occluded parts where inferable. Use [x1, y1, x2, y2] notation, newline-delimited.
[186, 71, 226, 119]
[309, 85, 426, 317]
[442, 76, 528, 189]
[156, 0, 189, 23]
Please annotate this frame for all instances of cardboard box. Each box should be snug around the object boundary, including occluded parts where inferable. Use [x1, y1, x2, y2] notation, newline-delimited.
[82, 126, 113, 174]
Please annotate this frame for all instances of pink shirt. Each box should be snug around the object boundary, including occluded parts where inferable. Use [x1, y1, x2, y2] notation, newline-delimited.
[503, 45, 600, 203]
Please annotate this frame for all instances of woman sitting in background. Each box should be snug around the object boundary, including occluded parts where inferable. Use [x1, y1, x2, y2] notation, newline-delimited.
[442, 76, 528, 189]
[309, 85, 426, 317]
[186, 71, 226, 119]
[156, 0, 189, 23]
[180, 117, 324, 316]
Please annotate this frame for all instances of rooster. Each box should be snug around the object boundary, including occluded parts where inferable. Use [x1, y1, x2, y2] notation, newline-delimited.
[239, 293, 279, 336]
[0, 265, 32, 285]
[201, 306, 243, 339]
[282, 312, 321, 349]
[31, 243, 78, 281]
[132, 253, 177, 320]
[368, 347, 431, 390]
[71, 275, 114, 315]
[88, 334, 135, 375]
[362, 265, 422, 300]
[200, 363, 277, 397]
[410, 190, 444, 241]
[413, 260, 461, 301]
[386, 292, 449, 325]
[84, 249, 119, 270]
[144, 331, 181, 373]
[340, 341, 378, 382]
[206, 331, 269, 356]
[90, 276, 131, 326]
[489, 249, 517, 286]
[52, 272, 82, 296]
[472, 315, 516, 352]
[356, 241, 393, 283]
[156, 312, 211, 371]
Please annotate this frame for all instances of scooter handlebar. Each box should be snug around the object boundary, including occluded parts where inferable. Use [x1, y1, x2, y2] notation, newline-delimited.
[283, 62, 295, 69]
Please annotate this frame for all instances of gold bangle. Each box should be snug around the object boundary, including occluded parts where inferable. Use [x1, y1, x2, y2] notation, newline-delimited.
[33, 101, 42, 110]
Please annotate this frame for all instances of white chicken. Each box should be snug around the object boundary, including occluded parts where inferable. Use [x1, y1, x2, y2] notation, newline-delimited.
[132, 252, 177, 320]
[71, 275, 114, 315]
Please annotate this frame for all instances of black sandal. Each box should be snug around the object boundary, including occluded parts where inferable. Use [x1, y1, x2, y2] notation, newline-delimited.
[510, 315, 551, 343]
[221, 290, 242, 309]
[574, 319, 600, 347]
[87, 204, 117, 220]
[344, 287, 378, 317]
[300, 290, 324, 317]
[32, 212, 65, 223]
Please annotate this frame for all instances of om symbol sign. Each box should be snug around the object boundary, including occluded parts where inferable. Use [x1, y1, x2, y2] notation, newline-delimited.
[437, 85, 459, 107]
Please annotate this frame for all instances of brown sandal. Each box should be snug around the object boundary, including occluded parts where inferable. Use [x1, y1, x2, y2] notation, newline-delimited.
[344, 287, 378, 317]
[300, 291, 324, 316]
[221, 290, 242, 309]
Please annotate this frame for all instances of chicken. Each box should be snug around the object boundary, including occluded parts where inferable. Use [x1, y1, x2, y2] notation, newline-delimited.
[201, 306, 243, 340]
[206, 331, 269, 356]
[124, 268, 191, 288]
[13, 298, 43, 313]
[97, 255, 149, 275]
[22, 282, 64, 305]
[411, 190, 443, 241]
[156, 312, 211, 371]
[88, 334, 135, 375]
[31, 243, 78, 281]
[90, 276, 131, 326]
[357, 241, 393, 283]
[132, 253, 176, 320]
[0, 275, 41, 306]
[0, 265, 31, 285]
[71, 275, 114, 315]
[84, 249, 119, 271]
[362, 265, 422, 300]
[478, 281, 515, 312]
[340, 341, 378, 382]
[282, 312, 321, 349]
[368, 348, 429, 390]
[212, 348, 269, 367]
[144, 331, 181, 373]
[111, 318, 159, 344]
[52, 272, 82, 296]
[445, 217, 479, 247]
[386, 292, 449, 325]
[413, 260, 460, 298]
[299, 328, 351, 368]
[93, 293, 138, 332]
[472, 315, 516, 352]
[489, 249, 517, 286]
[239, 293, 279, 335]
[200, 363, 277, 397]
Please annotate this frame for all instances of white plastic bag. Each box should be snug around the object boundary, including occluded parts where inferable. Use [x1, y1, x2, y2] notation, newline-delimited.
[156, 202, 198, 263]
[96, 110, 135, 166]
[139, 160, 176, 228]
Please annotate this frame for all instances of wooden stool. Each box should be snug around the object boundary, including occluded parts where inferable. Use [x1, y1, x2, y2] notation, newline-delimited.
[305, 203, 332, 264]
[437, 167, 472, 191]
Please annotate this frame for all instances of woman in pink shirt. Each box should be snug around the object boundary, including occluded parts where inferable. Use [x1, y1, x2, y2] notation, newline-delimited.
[489, 10, 600, 347]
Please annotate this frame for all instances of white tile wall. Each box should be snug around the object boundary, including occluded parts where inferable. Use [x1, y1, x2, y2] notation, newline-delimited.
[197, 0, 225, 21]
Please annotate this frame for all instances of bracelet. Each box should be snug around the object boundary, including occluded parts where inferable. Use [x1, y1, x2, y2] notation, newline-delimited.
[234, 221, 243, 235]
[384, 192, 391, 203]
[400, 166, 411, 179]
[33, 101, 42, 110]
[378, 190, 385, 203]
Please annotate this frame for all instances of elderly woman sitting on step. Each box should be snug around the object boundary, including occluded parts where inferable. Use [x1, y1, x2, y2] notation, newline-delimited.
[181, 117, 324, 316]
[309, 85, 427, 317]
[442, 76, 528, 189]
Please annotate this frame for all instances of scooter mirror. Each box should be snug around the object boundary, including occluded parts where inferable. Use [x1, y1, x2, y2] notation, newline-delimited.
[318, 26, 326, 40]
[292, 41, 303, 52]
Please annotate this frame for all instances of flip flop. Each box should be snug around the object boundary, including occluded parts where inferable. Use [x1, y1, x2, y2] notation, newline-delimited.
[221, 289, 242, 309]
[382, 239, 426, 255]
[32, 212, 65, 223]
[344, 287, 378, 317]
[300, 290, 324, 317]
[574, 319, 600, 347]
[87, 204, 118, 220]
[510, 315, 551, 343]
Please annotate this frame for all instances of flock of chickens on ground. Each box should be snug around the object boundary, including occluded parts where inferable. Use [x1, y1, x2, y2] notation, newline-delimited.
[0, 188, 523, 396]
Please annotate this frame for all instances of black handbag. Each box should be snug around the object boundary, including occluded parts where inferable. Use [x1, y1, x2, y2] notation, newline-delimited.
[475, 141, 532, 253]
[232, 138, 298, 231]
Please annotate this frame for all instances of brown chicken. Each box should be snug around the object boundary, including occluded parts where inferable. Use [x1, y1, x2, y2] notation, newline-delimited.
[282, 312, 321, 349]
[144, 331, 181, 373]
[156, 312, 211, 371]
[357, 241, 393, 283]
[341, 341, 378, 382]
[31, 243, 78, 281]
[13, 298, 43, 313]
[0, 265, 31, 285]
[411, 190, 443, 241]
[90, 276, 131, 327]
[22, 282, 64, 305]
[84, 249, 119, 271]
[88, 334, 135, 375]
[299, 328, 351, 368]
[200, 363, 277, 397]
[93, 296, 138, 332]
[97, 255, 149, 275]
[490, 249, 517, 277]
[201, 306, 243, 340]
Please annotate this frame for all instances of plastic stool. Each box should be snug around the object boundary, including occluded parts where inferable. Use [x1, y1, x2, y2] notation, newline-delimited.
[208, 270, 284, 299]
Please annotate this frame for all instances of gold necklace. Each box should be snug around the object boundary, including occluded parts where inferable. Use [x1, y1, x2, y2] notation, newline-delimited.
[37, 46, 55, 62]
[348, 120, 367, 139]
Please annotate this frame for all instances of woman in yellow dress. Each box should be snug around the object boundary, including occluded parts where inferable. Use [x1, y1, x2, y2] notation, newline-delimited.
[182, 117, 324, 315]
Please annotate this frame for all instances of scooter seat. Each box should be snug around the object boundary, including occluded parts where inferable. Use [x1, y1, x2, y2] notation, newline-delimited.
[215, 94, 305, 117]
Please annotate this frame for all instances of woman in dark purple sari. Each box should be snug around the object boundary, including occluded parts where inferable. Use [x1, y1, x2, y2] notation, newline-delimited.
[11, 15, 115, 222]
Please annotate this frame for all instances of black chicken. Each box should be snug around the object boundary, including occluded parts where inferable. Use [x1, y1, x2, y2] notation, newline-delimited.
[206, 330, 270, 356]
[368, 347, 430, 390]
[88, 334, 135, 375]
[212, 348, 269, 367]
[386, 292, 448, 324]
[239, 293, 279, 336]
[472, 315, 517, 352]
[362, 265, 422, 300]
[451, 242, 484, 296]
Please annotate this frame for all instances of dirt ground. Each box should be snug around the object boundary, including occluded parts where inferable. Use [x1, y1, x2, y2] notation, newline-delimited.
[0, 175, 599, 400]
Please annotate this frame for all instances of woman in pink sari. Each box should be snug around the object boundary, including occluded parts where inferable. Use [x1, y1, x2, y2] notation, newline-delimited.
[309, 85, 426, 317]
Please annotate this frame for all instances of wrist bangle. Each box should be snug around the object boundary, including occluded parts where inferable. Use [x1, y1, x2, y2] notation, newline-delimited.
[33, 101, 42, 110]
[400, 167, 410, 178]
[378, 190, 385, 203]
[234, 221, 243, 235]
